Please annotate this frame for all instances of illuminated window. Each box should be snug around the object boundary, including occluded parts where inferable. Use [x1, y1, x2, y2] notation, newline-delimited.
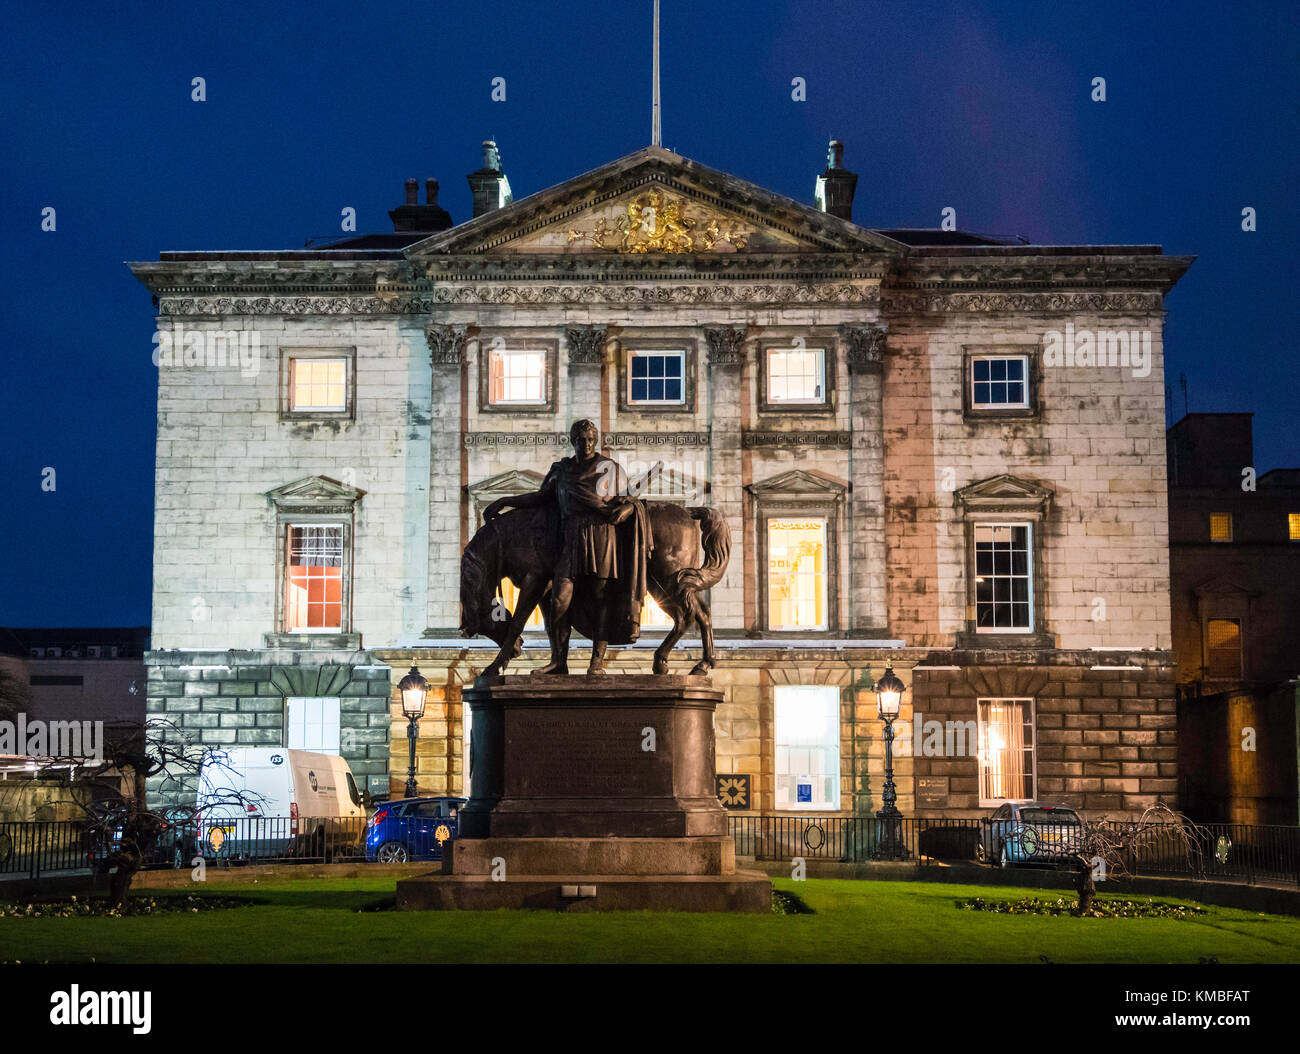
[973, 524, 1032, 632]
[488, 348, 547, 405]
[978, 699, 1035, 803]
[285, 525, 343, 631]
[286, 697, 341, 754]
[628, 350, 685, 404]
[1209, 513, 1233, 542]
[1289, 513, 1300, 541]
[289, 358, 347, 411]
[970, 355, 1029, 409]
[498, 577, 544, 629]
[767, 518, 828, 630]
[767, 346, 825, 403]
[1206, 618, 1242, 680]
[774, 685, 840, 809]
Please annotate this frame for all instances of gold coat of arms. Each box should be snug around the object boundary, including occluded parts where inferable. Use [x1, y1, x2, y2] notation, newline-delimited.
[568, 189, 748, 253]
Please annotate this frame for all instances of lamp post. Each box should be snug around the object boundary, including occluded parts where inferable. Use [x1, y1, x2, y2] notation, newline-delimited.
[872, 664, 910, 860]
[398, 665, 429, 799]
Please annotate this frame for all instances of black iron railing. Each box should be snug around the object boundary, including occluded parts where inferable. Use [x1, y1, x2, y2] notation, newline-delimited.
[727, 815, 1300, 887]
[0, 816, 371, 879]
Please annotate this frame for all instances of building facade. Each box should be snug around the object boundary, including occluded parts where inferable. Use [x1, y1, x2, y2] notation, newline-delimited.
[130, 140, 1190, 819]
[1167, 412, 1300, 824]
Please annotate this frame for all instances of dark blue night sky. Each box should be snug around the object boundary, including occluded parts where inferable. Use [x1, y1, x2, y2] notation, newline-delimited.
[1, 1, 1295, 627]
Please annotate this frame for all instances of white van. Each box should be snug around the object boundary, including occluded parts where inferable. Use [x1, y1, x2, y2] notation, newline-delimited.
[195, 747, 366, 861]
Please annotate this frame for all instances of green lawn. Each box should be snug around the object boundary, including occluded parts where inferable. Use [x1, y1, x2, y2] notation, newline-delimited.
[2, 876, 1298, 964]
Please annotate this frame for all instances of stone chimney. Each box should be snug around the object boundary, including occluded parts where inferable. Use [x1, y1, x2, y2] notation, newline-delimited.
[389, 176, 452, 233]
[814, 139, 858, 222]
[467, 139, 513, 218]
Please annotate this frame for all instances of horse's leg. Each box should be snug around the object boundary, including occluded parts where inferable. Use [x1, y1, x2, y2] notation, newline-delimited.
[653, 592, 688, 675]
[483, 573, 547, 679]
[688, 593, 715, 676]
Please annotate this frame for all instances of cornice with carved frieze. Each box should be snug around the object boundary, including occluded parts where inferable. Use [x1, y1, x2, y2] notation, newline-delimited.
[463, 430, 711, 449]
[883, 290, 1165, 315]
[742, 430, 851, 449]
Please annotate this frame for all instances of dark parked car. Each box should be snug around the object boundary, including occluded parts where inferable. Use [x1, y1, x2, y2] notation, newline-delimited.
[365, 796, 466, 863]
[976, 802, 1083, 869]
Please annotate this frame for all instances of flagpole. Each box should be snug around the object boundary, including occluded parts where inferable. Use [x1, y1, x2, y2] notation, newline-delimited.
[652, 0, 661, 146]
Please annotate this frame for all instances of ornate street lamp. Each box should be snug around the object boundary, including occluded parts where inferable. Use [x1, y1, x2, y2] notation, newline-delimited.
[398, 665, 429, 798]
[872, 664, 910, 860]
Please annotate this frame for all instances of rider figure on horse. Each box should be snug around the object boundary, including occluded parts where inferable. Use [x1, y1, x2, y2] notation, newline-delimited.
[482, 419, 652, 675]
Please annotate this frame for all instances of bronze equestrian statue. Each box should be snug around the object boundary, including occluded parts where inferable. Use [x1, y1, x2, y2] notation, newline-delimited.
[460, 419, 730, 678]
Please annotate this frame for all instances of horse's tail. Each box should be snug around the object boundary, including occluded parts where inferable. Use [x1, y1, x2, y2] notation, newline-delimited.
[675, 507, 731, 594]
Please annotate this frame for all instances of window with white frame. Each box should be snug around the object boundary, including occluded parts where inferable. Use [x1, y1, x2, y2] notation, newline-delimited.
[767, 518, 828, 630]
[284, 525, 344, 631]
[767, 346, 826, 404]
[488, 347, 548, 405]
[286, 697, 342, 754]
[774, 685, 840, 809]
[628, 349, 685, 405]
[289, 357, 348, 412]
[973, 523, 1032, 632]
[977, 698, 1035, 803]
[970, 355, 1029, 409]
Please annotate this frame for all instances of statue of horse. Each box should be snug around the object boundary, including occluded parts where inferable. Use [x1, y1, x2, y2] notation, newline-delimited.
[460, 503, 730, 678]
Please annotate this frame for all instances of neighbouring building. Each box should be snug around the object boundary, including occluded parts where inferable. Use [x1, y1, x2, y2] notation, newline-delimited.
[128, 138, 1191, 819]
[1167, 412, 1300, 824]
[0, 626, 148, 786]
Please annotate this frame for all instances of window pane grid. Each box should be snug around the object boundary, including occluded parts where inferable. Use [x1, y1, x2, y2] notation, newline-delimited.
[768, 347, 825, 403]
[974, 524, 1031, 630]
[291, 358, 347, 411]
[489, 349, 547, 404]
[971, 356, 1027, 408]
[629, 351, 685, 403]
[285, 525, 343, 630]
[1210, 513, 1233, 542]
[287, 697, 341, 754]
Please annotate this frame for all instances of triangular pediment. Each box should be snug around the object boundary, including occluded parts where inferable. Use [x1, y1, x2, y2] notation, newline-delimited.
[406, 147, 900, 257]
[267, 475, 366, 510]
[466, 470, 545, 502]
[955, 473, 1054, 511]
[1193, 576, 1256, 599]
[747, 469, 848, 499]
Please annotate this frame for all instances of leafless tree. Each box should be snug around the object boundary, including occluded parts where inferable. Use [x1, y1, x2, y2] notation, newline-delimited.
[33, 719, 254, 908]
[1056, 803, 1208, 913]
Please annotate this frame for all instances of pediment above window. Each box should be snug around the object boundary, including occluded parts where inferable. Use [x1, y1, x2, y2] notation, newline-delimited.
[747, 469, 848, 502]
[954, 474, 1053, 518]
[267, 475, 366, 514]
[1192, 576, 1256, 599]
[466, 470, 546, 505]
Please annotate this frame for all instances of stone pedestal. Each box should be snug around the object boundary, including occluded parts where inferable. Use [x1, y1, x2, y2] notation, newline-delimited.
[396, 674, 770, 913]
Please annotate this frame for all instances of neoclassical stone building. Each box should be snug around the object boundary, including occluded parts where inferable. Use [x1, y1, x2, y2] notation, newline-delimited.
[130, 140, 1191, 819]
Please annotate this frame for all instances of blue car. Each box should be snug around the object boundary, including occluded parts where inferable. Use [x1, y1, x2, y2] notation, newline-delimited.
[365, 796, 466, 863]
[976, 801, 1084, 869]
